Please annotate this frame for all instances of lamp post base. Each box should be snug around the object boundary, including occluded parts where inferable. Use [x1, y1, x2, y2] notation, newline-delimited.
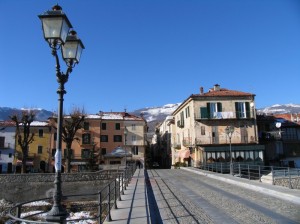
[46, 206, 69, 223]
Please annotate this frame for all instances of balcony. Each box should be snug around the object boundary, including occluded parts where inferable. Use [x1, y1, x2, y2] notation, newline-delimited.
[177, 120, 184, 128]
[182, 138, 193, 147]
[195, 111, 254, 120]
[173, 143, 181, 149]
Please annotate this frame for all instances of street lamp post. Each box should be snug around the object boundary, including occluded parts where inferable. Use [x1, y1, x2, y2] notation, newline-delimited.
[225, 126, 234, 175]
[124, 126, 128, 168]
[38, 5, 84, 223]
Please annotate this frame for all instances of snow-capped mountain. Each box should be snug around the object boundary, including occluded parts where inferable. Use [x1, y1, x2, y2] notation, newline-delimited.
[257, 104, 300, 115]
[0, 107, 53, 121]
[1, 103, 300, 131]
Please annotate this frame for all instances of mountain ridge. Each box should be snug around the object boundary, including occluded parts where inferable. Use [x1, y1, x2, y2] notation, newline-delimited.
[1, 103, 300, 127]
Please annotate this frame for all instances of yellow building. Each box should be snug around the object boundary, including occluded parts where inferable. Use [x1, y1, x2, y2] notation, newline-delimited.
[16, 121, 52, 173]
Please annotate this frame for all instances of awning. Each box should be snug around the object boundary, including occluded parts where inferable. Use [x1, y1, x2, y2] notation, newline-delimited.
[70, 161, 88, 165]
[175, 150, 190, 159]
[17, 159, 33, 166]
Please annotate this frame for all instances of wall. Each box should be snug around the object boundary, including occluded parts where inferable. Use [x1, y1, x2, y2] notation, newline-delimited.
[0, 170, 118, 203]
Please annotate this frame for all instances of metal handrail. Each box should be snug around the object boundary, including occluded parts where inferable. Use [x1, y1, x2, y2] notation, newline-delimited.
[199, 162, 300, 189]
[6, 164, 136, 224]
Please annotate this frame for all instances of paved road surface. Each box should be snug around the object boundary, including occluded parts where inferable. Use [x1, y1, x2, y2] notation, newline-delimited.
[148, 169, 300, 224]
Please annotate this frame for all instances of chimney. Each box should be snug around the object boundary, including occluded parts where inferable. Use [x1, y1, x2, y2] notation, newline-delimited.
[214, 84, 220, 91]
[200, 87, 204, 95]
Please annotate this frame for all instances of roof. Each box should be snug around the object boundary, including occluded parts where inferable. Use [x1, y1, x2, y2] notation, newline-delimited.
[192, 88, 254, 97]
[87, 112, 145, 121]
[173, 85, 255, 115]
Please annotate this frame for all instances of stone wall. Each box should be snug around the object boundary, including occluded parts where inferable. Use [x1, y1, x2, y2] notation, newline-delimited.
[274, 177, 300, 189]
[0, 170, 120, 203]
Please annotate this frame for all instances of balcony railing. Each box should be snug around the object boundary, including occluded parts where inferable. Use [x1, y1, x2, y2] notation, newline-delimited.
[195, 111, 255, 120]
[182, 138, 192, 147]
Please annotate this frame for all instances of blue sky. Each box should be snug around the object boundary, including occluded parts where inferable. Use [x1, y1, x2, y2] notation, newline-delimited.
[0, 0, 299, 114]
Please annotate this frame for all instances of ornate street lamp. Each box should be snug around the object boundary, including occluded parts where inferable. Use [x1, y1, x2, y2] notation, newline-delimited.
[124, 126, 128, 168]
[225, 126, 234, 175]
[38, 5, 84, 223]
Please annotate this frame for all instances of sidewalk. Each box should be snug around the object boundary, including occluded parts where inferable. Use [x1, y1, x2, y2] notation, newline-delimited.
[104, 168, 153, 224]
[182, 167, 300, 205]
[104, 167, 300, 224]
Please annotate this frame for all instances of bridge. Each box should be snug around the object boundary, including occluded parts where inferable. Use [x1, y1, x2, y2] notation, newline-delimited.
[104, 167, 300, 224]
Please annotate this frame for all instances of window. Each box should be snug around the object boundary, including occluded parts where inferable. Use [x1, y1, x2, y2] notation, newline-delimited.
[101, 123, 107, 130]
[39, 129, 44, 137]
[64, 149, 74, 159]
[114, 135, 122, 142]
[235, 102, 250, 118]
[38, 146, 43, 154]
[132, 124, 136, 130]
[82, 133, 91, 144]
[9, 153, 12, 158]
[52, 148, 56, 157]
[0, 137, 4, 148]
[115, 123, 120, 130]
[81, 149, 90, 158]
[185, 106, 190, 118]
[100, 135, 108, 142]
[131, 146, 138, 155]
[132, 135, 137, 142]
[84, 122, 89, 130]
[54, 133, 57, 141]
[201, 126, 205, 135]
[101, 148, 107, 155]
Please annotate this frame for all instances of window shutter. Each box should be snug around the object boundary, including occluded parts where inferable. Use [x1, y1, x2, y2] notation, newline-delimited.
[200, 107, 208, 118]
[217, 102, 222, 112]
[235, 102, 239, 118]
[207, 103, 211, 118]
[245, 102, 250, 118]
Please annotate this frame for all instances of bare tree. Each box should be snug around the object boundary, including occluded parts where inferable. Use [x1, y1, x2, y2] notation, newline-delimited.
[50, 108, 85, 173]
[10, 110, 35, 173]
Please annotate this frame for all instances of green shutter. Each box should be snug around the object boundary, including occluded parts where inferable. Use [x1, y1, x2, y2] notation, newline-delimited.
[217, 102, 222, 112]
[235, 102, 239, 118]
[207, 103, 211, 118]
[246, 102, 250, 118]
[200, 107, 208, 118]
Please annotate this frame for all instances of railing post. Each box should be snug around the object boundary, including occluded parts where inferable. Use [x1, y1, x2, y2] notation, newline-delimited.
[258, 165, 261, 182]
[248, 164, 250, 180]
[221, 163, 223, 174]
[16, 204, 21, 219]
[122, 172, 125, 194]
[271, 166, 275, 185]
[288, 167, 293, 189]
[118, 173, 121, 201]
[108, 184, 112, 221]
[98, 191, 102, 224]
[238, 164, 241, 177]
[114, 179, 118, 209]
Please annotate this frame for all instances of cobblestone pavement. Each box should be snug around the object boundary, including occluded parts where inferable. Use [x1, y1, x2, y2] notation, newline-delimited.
[147, 169, 300, 224]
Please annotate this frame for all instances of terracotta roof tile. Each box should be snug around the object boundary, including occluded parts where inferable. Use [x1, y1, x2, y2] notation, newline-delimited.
[192, 88, 254, 97]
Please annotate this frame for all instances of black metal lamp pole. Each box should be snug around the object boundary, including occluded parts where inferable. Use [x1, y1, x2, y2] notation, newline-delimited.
[38, 5, 84, 223]
[225, 126, 234, 175]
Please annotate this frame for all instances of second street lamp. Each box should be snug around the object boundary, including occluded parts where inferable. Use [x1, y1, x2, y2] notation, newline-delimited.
[225, 126, 234, 175]
[38, 5, 84, 223]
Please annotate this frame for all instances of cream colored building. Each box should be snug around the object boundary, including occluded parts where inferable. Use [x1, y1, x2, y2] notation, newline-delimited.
[171, 84, 264, 167]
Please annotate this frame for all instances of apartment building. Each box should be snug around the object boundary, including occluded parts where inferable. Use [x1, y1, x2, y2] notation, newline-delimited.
[171, 84, 264, 167]
[50, 112, 147, 171]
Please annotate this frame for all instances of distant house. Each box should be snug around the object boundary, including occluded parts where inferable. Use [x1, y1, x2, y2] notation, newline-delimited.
[15, 121, 52, 173]
[168, 84, 264, 167]
[0, 121, 16, 173]
[257, 113, 300, 168]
